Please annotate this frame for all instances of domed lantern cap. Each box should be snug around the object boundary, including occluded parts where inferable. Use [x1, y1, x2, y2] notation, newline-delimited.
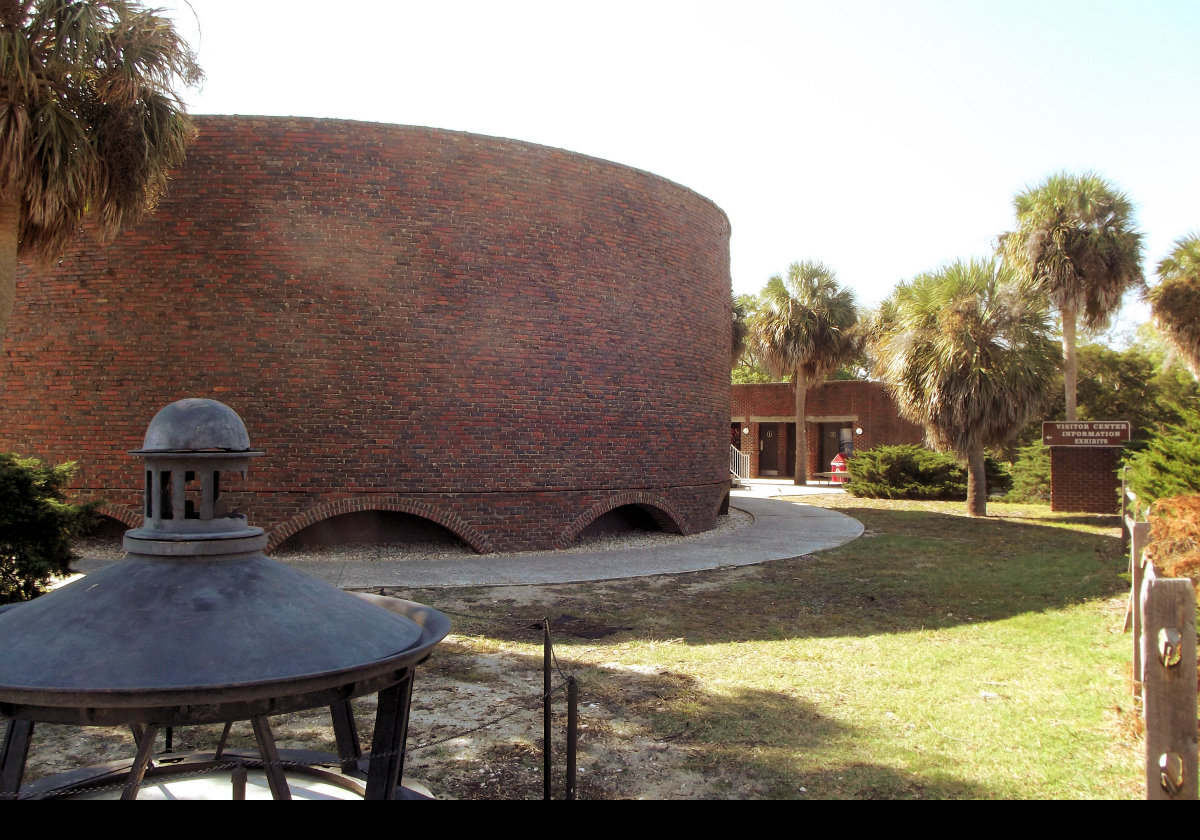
[134, 398, 257, 454]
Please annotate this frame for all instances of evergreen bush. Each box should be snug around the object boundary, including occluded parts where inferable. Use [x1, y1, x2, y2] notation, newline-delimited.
[846, 445, 1009, 500]
[0, 454, 93, 604]
[986, 457, 1013, 497]
[1123, 405, 1200, 503]
[1005, 442, 1052, 503]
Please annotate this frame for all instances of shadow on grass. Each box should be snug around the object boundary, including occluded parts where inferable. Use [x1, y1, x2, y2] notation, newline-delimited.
[376, 500, 1130, 799]
[412, 646, 997, 800]
[403, 501, 1127, 646]
[998, 512, 1122, 529]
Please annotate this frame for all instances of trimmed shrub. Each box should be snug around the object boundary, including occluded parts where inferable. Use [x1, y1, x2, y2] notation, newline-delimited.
[848, 445, 964, 499]
[1123, 405, 1200, 503]
[0, 454, 94, 604]
[846, 444, 1009, 500]
[1005, 441, 1052, 503]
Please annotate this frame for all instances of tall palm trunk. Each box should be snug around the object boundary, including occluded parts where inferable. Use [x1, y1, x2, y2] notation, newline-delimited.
[1062, 303, 1078, 421]
[966, 441, 987, 517]
[794, 369, 808, 485]
[0, 197, 19, 344]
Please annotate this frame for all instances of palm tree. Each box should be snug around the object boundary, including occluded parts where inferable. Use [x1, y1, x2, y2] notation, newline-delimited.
[1000, 171, 1143, 420]
[1150, 234, 1200, 379]
[0, 0, 201, 341]
[731, 292, 749, 367]
[871, 259, 1058, 516]
[749, 261, 858, 484]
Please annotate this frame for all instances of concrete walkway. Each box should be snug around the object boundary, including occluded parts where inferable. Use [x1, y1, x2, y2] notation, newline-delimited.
[283, 480, 861, 589]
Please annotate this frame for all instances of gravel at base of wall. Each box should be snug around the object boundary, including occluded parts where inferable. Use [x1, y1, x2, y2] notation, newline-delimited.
[73, 509, 752, 568]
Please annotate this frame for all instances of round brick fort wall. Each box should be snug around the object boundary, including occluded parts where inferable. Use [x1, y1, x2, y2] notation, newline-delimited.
[0, 116, 732, 552]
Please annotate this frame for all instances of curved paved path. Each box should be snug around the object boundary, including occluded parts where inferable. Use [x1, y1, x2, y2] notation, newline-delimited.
[283, 485, 863, 589]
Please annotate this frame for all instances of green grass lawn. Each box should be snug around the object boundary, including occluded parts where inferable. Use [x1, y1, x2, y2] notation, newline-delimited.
[414, 496, 1141, 799]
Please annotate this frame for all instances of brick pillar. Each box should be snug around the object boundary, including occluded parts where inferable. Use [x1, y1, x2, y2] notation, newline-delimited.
[1050, 447, 1122, 513]
[748, 423, 761, 477]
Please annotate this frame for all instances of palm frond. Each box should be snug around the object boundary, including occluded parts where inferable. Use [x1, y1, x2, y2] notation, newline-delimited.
[871, 258, 1059, 456]
[0, 0, 200, 268]
[1001, 170, 1144, 325]
[749, 261, 860, 384]
[1151, 234, 1200, 377]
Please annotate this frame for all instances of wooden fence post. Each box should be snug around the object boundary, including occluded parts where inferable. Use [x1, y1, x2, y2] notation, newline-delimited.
[1141, 576, 1198, 800]
[1130, 520, 1151, 689]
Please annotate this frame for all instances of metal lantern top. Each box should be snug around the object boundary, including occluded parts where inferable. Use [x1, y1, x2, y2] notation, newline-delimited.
[0, 397, 449, 736]
[126, 398, 265, 543]
[135, 398, 256, 453]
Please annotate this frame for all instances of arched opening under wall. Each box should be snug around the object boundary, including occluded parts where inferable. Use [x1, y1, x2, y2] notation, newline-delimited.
[72, 514, 129, 568]
[272, 510, 474, 557]
[571, 503, 682, 549]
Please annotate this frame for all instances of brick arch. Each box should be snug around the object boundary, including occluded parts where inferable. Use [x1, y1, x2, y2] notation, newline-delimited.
[715, 489, 731, 517]
[92, 501, 141, 530]
[556, 491, 687, 549]
[267, 496, 494, 554]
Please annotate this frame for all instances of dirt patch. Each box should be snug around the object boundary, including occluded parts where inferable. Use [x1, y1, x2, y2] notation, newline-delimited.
[18, 567, 762, 800]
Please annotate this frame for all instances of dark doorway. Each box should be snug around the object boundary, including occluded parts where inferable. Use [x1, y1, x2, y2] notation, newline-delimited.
[785, 423, 797, 478]
[820, 423, 842, 472]
[760, 425, 779, 475]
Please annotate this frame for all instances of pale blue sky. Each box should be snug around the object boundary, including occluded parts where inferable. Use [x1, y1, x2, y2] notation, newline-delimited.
[164, 0, 1200, 332]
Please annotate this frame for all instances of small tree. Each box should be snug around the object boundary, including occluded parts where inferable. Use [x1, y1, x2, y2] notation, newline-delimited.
[1001, 172, 1144, 420]
[749, 261, 859, 484]
[1123, 404, 1200, 503]
[0, 453, 92, 603]
[1006, 441, 1052, 503]
[871, 259, 1059, 516]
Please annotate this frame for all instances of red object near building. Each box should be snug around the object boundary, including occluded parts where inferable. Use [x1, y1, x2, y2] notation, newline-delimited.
[730, 381, 924, 481]
[830, 453, 848, 483]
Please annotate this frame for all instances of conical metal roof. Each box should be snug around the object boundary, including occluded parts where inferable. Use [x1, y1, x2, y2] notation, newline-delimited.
[0, 399, 448, 722]
[0, 553, 429, 705]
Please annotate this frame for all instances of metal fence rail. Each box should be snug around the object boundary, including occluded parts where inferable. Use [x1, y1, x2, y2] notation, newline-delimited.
[730, 445, 749, 480]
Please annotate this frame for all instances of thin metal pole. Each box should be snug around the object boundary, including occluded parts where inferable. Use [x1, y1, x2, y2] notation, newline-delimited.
[231, 762, 248, 800]
[251, 715, 292, 801]
[121, 724, 161, 800]
[1, 719, 34, 800]
[544, 617, 552, 801]
[566, 676, 578, 801]
[1121, 466, 1130, 557]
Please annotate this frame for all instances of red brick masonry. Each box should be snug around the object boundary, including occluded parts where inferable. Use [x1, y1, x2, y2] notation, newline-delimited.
[0, 117, 732, 552]
[1050, 447, 1122, 514]
[731, 381, 924, 477]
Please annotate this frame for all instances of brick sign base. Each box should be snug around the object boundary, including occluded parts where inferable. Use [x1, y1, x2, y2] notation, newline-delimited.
[1050, 447, 1122, 514]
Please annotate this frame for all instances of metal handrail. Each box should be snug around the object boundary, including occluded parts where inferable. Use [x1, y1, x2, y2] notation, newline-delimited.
[730, 444, 749, 480]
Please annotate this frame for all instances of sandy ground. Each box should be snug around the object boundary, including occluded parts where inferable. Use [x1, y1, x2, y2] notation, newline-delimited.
[17, 513, 755, 799]
[18, 592, 714, 800]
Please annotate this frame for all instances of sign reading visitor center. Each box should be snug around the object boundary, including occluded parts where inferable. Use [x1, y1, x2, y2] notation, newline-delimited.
[1042, 421, 1131, 447]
